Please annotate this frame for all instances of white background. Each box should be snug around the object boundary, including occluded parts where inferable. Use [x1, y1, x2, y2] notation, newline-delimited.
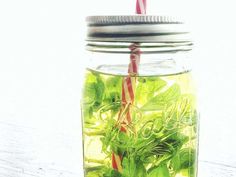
[0, 0, 236, 176]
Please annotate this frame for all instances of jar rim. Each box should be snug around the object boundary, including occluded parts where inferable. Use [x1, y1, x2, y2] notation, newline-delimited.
[86, 41, 193, 54]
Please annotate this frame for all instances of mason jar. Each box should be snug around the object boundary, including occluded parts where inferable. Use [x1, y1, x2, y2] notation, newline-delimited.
[81, 15, 199, 177]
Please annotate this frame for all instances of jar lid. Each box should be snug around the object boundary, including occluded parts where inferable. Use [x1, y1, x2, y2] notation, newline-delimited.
[86, 15, 192, 43]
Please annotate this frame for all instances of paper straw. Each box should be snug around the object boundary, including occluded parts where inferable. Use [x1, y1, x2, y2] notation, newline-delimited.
[136, 0, 147, 14]
[112, 0, 146, 173]
[112, 44, 141, 173]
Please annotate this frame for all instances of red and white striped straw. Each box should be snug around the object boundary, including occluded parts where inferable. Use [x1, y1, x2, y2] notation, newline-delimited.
[112, 0, 146, 173]
[136, 0, 147, 14]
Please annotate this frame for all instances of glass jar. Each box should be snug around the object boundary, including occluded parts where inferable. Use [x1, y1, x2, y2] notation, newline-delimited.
[81, 16, 198, 177]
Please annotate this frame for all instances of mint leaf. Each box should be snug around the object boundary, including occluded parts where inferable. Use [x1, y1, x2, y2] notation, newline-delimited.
[141, 84, 181, 111]
[136, 162, 147, 177]
[122, 157, 136, 177]
[93, 75, 105, 108]
[105, 76, 122, 91]
[122, 157, 146, 177]
[83, 82, 97, 105]
[170, 148, 196, 172]
[136, 77, 167, 105]
[85, 165, 111, 177]
[107, 170, 122, 177]
[148, 164, 170, 177]
[104, 77, 122, 103]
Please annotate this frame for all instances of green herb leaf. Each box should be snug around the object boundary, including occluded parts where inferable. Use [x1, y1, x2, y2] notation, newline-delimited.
[136, 77, 167, 105]
[122, 157, 147, 177]
[170, 148, 196, 172]
[141, 84, 181, 111]
[107, 170, 122, 177]
[148, 164, 170, 177]
[83, 82, 97, 105]
[85, 165, 111, 177]
[122, 157, 136, 177]
[93, 75, 105, 108]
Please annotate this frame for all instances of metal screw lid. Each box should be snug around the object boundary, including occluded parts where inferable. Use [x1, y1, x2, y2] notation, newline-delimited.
[86, 15, 183, 25]
[86, 15, 192, 44]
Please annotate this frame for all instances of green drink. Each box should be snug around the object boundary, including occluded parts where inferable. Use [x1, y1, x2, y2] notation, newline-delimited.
[82, 69, 198, 177]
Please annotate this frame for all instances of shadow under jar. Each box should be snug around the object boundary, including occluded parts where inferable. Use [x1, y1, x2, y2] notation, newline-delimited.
[81, 16, 199, 177]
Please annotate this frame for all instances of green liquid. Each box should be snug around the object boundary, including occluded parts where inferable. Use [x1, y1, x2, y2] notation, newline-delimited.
[82, 69, 198, 177]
